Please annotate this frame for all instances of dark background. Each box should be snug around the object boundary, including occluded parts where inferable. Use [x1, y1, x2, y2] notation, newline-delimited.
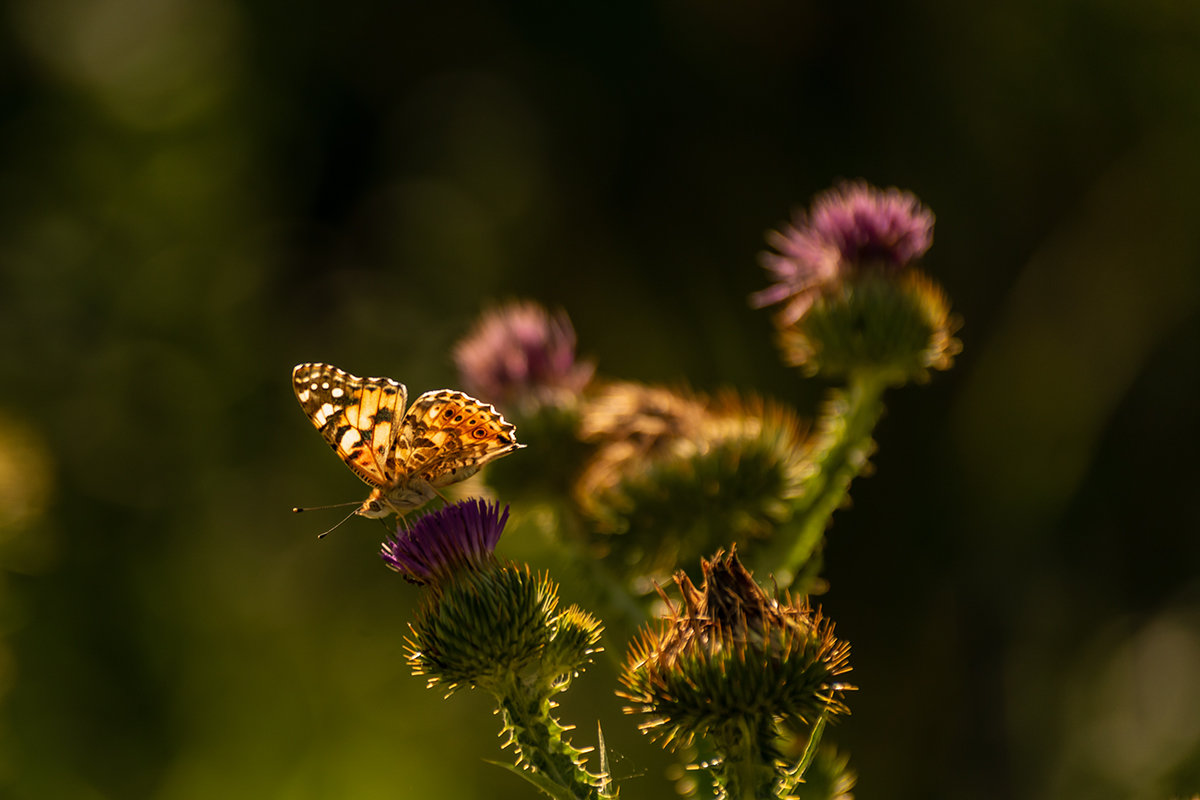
[1, 1, 1198, 798]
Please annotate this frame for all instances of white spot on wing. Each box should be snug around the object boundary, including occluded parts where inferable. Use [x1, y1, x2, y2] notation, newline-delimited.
[297, 389, 310, 403]
[339, 428, 361, 450]
[331, 387, 344, 398]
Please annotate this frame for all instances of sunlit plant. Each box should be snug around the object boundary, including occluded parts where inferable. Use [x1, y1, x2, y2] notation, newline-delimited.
[307, 180, 959, 799]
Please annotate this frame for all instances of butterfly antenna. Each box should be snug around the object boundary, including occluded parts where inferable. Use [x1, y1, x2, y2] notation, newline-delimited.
[291, 501, 361, 539]
[292, 501, 360, 513]
[316, 508, 359, 539]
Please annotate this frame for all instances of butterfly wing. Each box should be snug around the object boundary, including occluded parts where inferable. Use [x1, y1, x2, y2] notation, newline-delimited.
[392, 389, 523, 487]
[292, 363, 409, 489]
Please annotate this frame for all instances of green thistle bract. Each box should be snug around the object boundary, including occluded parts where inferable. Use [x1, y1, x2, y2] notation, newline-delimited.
[779, 269, 961, 383]
[407, 564, 601, 696]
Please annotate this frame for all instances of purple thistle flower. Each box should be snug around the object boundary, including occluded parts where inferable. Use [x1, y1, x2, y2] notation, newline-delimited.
[454, 301, 595, 412]
[381, 499, 509, 585]
[753, 181, 935, 325]
[810, 181, 934, 268]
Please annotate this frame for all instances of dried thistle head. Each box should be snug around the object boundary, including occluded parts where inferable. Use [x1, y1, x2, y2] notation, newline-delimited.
[618, 548, 854, 753]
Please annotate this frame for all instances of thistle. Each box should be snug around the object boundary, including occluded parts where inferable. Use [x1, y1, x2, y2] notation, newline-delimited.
[575, 383, 813, 582]
[454, 300, 596, 500]
[385, 500, 608, 798]
[381, 497, 509, 586]
[753, 180, 960, 384]
[619, 548, 854, 800]
[454, 300, 595, 415]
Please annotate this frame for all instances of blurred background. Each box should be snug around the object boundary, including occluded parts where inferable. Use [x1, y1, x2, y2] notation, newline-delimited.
[1, 0, 1198, 798]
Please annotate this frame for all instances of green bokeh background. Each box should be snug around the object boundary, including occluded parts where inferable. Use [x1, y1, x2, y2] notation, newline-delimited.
[1, 1, 1198, 798]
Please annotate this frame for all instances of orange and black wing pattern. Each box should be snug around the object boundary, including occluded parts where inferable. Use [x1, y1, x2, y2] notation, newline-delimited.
[292, 363, 408, 489]
[392, 389, 523, 487]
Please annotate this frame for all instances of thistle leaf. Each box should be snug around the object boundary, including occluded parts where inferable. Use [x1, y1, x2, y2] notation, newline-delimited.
[486, 759, 585, 800]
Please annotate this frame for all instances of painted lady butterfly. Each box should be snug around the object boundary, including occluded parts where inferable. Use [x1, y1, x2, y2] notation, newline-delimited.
[293, 363, 524, 522]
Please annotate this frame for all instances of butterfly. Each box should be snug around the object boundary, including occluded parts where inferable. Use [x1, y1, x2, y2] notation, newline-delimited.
[292, 363, 524, 523]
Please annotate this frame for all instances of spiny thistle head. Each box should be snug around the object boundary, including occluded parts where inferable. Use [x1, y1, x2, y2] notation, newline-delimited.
[453, 300, 595, 414]
[380, 499, 508, 586]
[779, 269, 961, 383]
[753, 181, 960, 383]
[618, 548, 854, 752]
[391, 499, 604, 697]
[576, 383, 811, 575]
[407, 564, 604, 696]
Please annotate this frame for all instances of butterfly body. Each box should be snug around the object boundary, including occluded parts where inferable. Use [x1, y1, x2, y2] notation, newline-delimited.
[293, 363, 523, 520]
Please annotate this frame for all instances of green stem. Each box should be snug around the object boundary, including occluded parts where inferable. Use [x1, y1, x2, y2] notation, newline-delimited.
[496, 684, 599, 800]
[711, 718, 779, 800]
[758, 372, 887, 587]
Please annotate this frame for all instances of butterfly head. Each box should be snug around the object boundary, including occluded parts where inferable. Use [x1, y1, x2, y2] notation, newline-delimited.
[358, 481, 439, 519]
[356, 497, 390, 519]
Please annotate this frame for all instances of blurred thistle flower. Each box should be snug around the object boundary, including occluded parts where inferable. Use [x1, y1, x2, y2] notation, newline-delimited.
[619, 549, 853, 796]
[381, 498, 508, 586]
[808, 180, 933, 269]
[753, 181, 934, 324]
[576, 383, 811, 576]
[454, 300, 595, 414]
[753, 181, 959, 382]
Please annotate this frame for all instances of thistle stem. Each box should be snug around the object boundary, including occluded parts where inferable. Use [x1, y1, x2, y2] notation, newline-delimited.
[761, 372, 886, 586]
[710, 718, 779, 800]
[496, 684, 599, 800]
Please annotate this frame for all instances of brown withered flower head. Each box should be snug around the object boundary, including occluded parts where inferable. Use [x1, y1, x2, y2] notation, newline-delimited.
[619, 548, 854, 753]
